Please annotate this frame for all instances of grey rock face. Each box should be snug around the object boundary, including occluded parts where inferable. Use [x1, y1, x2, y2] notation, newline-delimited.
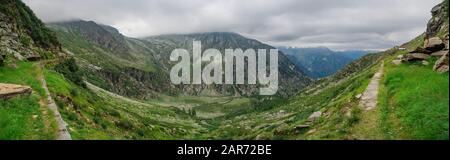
[431, 50, 448, 57]
[409, 47, 432, 54]
[426, 3, 448, 38]
[307, 111, 322, 122]
[434, 52, 449, 73]
[0, 12, 39, 63]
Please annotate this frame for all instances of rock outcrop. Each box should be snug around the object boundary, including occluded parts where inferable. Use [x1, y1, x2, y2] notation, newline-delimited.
[431, 50, 448, 57]
[1, 0, 62, 65]
[0, 83, 32, 100]
[425, 37, 446, 52]
[434, 52, 449, 73]
[403, 53, 431, 61]
[393, 0, 449, 73]
[307, 111, 322, 122]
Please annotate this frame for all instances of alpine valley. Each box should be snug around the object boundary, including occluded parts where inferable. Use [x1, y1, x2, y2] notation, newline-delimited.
[0, 0, 448, 140]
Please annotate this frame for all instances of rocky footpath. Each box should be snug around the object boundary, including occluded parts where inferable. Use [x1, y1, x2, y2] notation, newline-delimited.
[0, 83, 32, 100]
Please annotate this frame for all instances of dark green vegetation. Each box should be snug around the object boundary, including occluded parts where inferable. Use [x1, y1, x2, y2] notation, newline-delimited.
[279, 47, 369, 78]
[54, 58, 86, 87]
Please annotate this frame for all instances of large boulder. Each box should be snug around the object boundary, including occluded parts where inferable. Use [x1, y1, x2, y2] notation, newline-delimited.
[392, 60, 402, 66]
[308, 111, 323, 122]
[431, 50, 449, 57]
[0, 83, 32, 100]
[402, 53, 431, 61]
[424, 37, 445, 52]
[409, 47, 432, 54]
[434, 52, 449, 73]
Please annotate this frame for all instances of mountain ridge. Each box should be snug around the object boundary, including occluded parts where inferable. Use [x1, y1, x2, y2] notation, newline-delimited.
[48, 20, 313, 98]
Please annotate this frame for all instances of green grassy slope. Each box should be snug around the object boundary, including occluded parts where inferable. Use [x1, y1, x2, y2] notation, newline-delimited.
[44, 68, 204, 140]
[0, 62, 58, 140]
[375, 35, 449, 139]
[379, 61, 448, 139]
[203, 31, 448, 140]
[48, 24, 176, 99]
[202, 53, 384, 139]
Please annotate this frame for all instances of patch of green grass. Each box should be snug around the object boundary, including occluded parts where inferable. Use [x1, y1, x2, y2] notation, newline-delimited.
[0, 94, 56, 140]
[1, 62, 58, 140]
[0, 62, 46, 97]
[203, 61, 381, 140]
[380, 62, 449, 140]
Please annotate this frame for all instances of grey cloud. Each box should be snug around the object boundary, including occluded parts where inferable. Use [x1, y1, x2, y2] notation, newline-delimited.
[23, 0, 442, 50]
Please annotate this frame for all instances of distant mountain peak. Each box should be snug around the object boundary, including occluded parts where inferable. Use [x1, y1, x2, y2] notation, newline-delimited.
[279, 46, 370, 78]
[50, 20, 128, 53]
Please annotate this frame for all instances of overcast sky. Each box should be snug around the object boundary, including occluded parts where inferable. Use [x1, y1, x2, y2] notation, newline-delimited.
[23, 0, 442, 50]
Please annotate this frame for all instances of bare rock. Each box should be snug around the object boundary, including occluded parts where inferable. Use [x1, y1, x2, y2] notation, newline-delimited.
[306, 129, 317, 135]
[308, 111, 322, 122]
[0, 83, 32, 100]
[402, 53, 431, 61]
[409, 47, 432, 54]
[426, 2, 447, 38]
[425, 37, 445, 52]
[431, 50, 448, 57]
[434, 52, 449, 73]
[392, 60, 402, 66]
[255, 134, 266, 140]
[294, 125, 310, 130]
[422, 60, 430, 66]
